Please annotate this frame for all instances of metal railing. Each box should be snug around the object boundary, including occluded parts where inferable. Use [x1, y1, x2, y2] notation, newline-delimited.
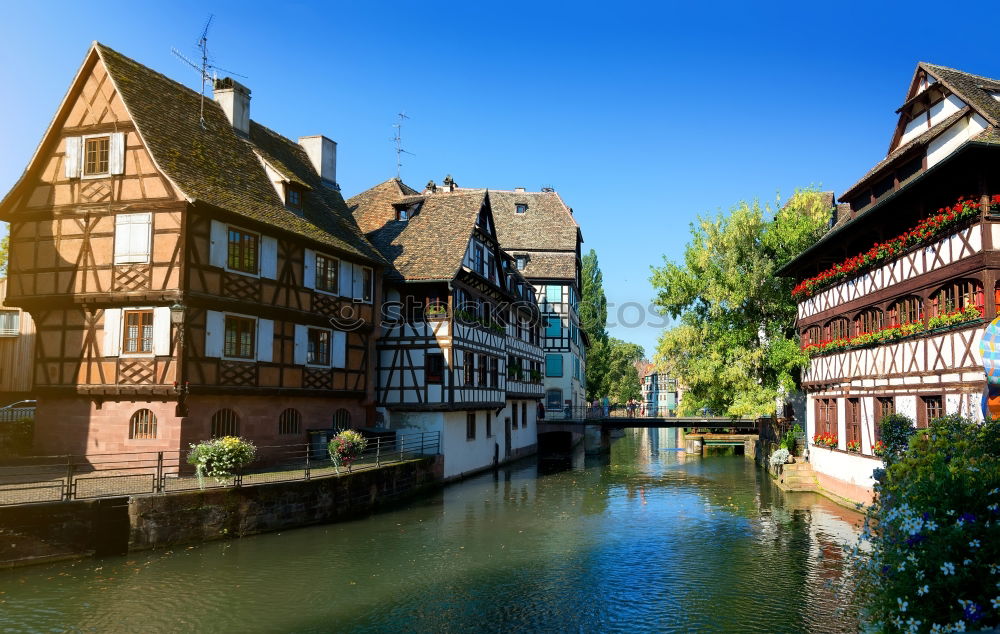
[0, 431, 440, 507]
[541, 406, 760, 429]
[0, 407, 35, 423]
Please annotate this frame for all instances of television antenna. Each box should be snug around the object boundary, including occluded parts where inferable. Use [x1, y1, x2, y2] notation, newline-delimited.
[170, 15, 247, 129]
[392, 112, 414, 179]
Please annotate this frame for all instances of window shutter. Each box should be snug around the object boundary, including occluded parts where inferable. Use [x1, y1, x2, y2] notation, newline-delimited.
[260, 236, 278, 279]
[303, 248, 316, 289]
[257, 319, 273, 362]
[109, 132, 125, 175]
[102, 308, 121, 357]
[152, 306, 171, 355]
[293, 324, 308, 365]
[115, 213, 152, 264]
[114, 215, 132, 264]
[339, 261, 354, 297]
[205, 310, 224, 358]
[209, 220, 227, 268]
[64, 137, 82, 179]
[352, 266, 363, 300]
[332, 330, 347, 368]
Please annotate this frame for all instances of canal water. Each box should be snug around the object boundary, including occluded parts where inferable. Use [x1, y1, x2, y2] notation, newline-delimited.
[0, 429, 863, 633]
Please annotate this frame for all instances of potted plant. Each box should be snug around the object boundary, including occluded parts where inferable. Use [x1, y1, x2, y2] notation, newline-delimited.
[187, 436, 257, 488]
[328, 429, 368, 474]
[769, 448, 790, 473]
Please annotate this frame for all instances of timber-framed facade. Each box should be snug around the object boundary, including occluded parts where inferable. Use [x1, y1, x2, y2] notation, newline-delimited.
[0, 43, 386, 457]
[780, 62, 1000, 503]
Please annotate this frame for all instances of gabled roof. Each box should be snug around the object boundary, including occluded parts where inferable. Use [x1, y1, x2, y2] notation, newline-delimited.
[509, 251, 577, 281]
[2, 42, 384, 265]
[347, 178, 421, 234]
[365, 190, 490, 282]
[487, 189, 581, 252]
[919, 62, 1000, 126]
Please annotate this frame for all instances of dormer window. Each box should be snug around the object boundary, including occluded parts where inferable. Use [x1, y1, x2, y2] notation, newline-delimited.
[516, 256, 527, 271]
[285, 185, 303, 211]
[397, 207, 409, 221]
[84, 136, 110, 176]
[515, 203, 528, 215]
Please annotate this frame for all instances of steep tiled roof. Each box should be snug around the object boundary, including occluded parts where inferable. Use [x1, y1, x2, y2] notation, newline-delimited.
[511, 251, 577, 281]
[346, 178, 420, 234]
[487, 190, 580, 252]
[95, 44, 383, 264]
[366, 191, 487, 282]
[920, 62, 1000, 126]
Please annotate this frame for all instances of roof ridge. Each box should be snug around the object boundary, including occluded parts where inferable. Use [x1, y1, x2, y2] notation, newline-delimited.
[921, 62, 1000, 85]
[94, 42, 207, 104]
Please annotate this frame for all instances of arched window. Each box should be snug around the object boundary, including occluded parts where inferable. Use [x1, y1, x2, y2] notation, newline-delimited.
[333, 408, 351, 430]
[802, 325, 822, 346]
[889, 296, 923, 326]
[129, 409, 157, 439]
[826, 318, 850, 341]
[278, 408, 301, 435]
[854, 308, 884, 335]
[211, 409, 240, 438]
[930, 279, 983, 317]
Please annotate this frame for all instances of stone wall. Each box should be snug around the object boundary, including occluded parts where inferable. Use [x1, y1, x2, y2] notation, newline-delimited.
[1, 456, 442, 567]
[128, 456, 442, 549]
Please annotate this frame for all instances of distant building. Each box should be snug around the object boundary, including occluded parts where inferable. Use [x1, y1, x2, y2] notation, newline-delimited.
[637, 362, 678, 417]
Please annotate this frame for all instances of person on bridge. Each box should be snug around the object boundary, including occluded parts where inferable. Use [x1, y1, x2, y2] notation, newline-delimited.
[602, 396, 610, 417]
[537, 401, 545, 421]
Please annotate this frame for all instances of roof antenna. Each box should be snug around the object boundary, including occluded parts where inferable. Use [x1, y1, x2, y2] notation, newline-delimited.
[171, 15, 247, 129]
[392, 112, 414, 179]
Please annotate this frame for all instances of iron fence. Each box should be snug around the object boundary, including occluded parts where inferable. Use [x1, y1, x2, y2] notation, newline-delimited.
[0, 431, 440, 507]
[0, 407, 35, 423]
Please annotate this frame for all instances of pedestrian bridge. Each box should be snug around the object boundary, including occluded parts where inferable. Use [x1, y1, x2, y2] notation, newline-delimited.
[539, 407, 759, 432]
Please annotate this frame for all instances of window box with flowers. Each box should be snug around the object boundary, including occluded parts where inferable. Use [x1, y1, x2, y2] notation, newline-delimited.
[812, 432, 838, 449]
[791, 196, 1000, 301]
[846, 440, 861, 453]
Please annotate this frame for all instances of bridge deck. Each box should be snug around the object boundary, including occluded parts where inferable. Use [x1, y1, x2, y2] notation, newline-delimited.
[538, 416, 758, 430]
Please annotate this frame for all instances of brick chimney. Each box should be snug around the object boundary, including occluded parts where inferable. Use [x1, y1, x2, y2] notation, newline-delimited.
[298, 136, 338, 189]
[213, 77, 251, 137]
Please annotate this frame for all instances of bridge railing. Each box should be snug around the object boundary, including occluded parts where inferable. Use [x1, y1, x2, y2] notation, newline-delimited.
[540, 406, 759, 428]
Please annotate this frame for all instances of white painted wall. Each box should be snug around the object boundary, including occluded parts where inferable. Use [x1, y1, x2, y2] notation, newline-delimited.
[927, 113, 988, 167]
[811, 446, 880, 491]
[391, 409, 500, 479]
[896, 395, 917, 420]
[836, 397, 846, 450]
[929, 94, 966, 127]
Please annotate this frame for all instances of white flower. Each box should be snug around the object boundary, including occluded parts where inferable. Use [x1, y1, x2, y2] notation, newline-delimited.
[992, 597, 1000, 610]
[970, 539, 981, 548]
[942, 562, 956, 575]
[917, 585, 930, 596]
[898, 597, 909, 612]
[952, 620, 967, 632]
[963, 558, 972, 565]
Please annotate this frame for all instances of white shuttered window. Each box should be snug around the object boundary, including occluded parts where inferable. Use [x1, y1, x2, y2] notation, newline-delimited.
[114, 213, 152, 264]
[103, 308, 122, 357]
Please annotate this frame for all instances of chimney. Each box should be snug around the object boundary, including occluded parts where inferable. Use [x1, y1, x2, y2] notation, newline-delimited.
[298, 136, 338, 189]
[514, 187, 526, 193]
[213, 77, 251, 136]
[442, 174, 456, 192]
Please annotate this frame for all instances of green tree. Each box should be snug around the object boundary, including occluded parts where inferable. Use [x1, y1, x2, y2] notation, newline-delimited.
[650, 189, 830, 417]
[0, 233, 8, 277]
[580, 249, 607, 343]
[589, 337, 643, 403]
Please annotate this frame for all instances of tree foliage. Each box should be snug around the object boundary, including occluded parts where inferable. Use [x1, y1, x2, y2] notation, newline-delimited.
[579, 249, 643, 402]
[0, 234, 8, 277]
[589, 337, 644, 403]
[649, 189, 830, 416]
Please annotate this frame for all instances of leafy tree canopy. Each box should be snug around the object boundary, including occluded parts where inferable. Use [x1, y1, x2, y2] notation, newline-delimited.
[650, 188, 830, 417]
[589, 337, 644, 403]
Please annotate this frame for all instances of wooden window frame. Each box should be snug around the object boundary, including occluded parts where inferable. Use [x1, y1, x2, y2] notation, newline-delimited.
[890, 296, 923, 327]
[930, 279, 984, 318]
[83, 134, 110, 176]
[854, 309, 884, 336]
[464, 353, 474, 386]
[285, 185, 303, 211]
[478, 354, 488, 387]
[874, 397, 894, 443]
[827, 318, 850, 341]
[122, 309, 154, 355]
[466, 412, 476, 441]
[306, 327, 331, 366]
[846, 398, 860, 446]
[315, 254, 339, 293]
[515, 203, 528, 215]
[918, 394, 943, 429]
[426, 353, 444, 384]
[489, 357, 499, 388]
[227, 226, 260, 275]
[223, 315, 257, 360]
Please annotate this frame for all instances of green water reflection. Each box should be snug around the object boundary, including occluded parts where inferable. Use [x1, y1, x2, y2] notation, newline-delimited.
[0, 429, 862, 633]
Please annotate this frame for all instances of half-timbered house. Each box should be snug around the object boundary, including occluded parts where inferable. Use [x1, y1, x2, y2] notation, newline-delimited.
[780, 62, 1000, 503]
[0, 43, 386, 457]
[348, 181, 544, 478]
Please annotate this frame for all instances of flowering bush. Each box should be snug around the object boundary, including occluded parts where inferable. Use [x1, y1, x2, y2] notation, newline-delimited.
[880, 413, 917, 468]
[769, 448, 790, 468]
[328, 429, 368, 473]
[847, 439, 861, 453]
[792, 196, 1000, 301]
[187, 436, 257, 487]
[813, 432, 838, 448]
[801, 308, 984, 358]
[851, 415, 1000, 632]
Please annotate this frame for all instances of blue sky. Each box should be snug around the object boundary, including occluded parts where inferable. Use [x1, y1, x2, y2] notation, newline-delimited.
[1, 1, 998, 357]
